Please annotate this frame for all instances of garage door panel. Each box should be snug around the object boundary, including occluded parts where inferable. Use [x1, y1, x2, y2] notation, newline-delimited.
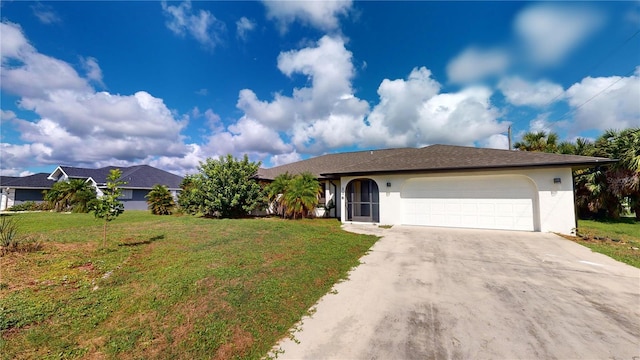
[401, 176, 536, 231]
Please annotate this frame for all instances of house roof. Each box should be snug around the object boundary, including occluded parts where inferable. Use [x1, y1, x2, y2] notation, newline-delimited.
[257, 148, 412, 180]
[0, 173, 56, 189]
[50, 165, 183, 189]
[257, 144, 616, 180]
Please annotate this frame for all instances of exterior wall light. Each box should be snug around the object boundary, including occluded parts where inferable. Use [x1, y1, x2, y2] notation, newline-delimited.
[386, 182, 391, 187]
[553, 178, 561, 184]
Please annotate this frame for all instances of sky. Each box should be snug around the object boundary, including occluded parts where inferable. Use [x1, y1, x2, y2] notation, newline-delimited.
[1, 1, 639, 177]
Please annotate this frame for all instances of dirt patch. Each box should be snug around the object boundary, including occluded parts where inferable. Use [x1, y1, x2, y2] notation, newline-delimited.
[213, 326, 255, 360]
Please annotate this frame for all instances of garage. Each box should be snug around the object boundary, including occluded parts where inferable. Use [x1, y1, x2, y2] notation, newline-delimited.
[401, 175, 537, 231]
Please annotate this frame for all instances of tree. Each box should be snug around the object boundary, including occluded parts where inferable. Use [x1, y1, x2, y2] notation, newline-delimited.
[264, 172, 293, 218]
[145, 184, 176, 215]
[514, 131, 559, 153]
[177, 175, 202, 215]
[188, 154, 263, 218]
[281, 172, 321, 219]
[44, 179, 97, 213]
[90, 169, 126, 246]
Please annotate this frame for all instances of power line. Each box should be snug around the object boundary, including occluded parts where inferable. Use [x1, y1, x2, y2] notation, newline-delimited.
[555, 67, 637, 123]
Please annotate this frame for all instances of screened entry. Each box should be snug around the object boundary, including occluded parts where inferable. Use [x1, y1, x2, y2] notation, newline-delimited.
[346, 179, 380, 222]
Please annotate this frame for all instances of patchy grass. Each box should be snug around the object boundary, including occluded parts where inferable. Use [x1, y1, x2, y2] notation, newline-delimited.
[568, 218, 640, 269]
[0, 211, 378, 359]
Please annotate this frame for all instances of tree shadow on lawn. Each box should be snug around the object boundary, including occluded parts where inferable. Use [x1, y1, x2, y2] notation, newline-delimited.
[118, 234, 165, 247]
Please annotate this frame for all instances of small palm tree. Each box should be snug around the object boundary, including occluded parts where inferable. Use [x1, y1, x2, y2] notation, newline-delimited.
[145, 184, 176, 215]
[44, 179, 96, 213]
[282, 172, 320, 219]
[265, 173, 293, 217]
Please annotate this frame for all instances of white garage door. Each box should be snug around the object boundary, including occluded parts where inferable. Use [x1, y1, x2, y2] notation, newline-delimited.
[402, 175, 536, 231]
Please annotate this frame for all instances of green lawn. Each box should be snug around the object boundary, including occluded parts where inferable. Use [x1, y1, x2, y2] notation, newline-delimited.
[573, 218, 640, 268]
[0, 212, 378, 359]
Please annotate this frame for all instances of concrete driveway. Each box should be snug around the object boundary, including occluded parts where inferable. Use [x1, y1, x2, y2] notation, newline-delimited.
[272, 225, 640, 359]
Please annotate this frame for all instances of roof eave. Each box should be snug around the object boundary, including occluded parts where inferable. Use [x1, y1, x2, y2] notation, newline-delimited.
[321, 160, 618, 177]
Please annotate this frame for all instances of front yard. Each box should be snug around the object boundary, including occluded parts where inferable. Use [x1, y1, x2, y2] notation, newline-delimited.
[572, 218, 640, 268]
[0, 212, 378, 359]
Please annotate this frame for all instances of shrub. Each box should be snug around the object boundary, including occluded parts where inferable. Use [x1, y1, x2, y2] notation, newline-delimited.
[145, 184, 176, 215]
[8, 201, 38, 211]
[0, 215, 43, 256]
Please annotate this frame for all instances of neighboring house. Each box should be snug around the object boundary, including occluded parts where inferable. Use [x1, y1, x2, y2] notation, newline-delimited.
[0, 173, 55, 211]
[257, 144, 615, 235]
[0, 165, 183, 211]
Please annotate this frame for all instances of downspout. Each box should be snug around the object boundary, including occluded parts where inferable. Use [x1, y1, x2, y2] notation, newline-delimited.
[572, 169, 578, 235]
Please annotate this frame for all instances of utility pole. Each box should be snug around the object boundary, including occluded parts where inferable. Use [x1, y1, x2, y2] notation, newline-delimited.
[508, 125, 512, 150]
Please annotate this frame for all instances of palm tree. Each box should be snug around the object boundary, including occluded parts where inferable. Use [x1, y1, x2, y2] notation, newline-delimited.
[265, 172, 293, 218]
[514, 131, 559, 153]
[145, 184, 176, 215]
[44, 179, 96, 212]
[282, 172, 321, 219]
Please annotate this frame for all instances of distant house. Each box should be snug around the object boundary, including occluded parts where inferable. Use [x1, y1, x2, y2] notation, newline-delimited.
[0, 173, 55, 211]
[0, 165, 183, 211]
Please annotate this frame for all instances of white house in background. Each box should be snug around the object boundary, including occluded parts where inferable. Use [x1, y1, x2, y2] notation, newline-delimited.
[1, 165, 183, 211]
[257, 144, 615, 235]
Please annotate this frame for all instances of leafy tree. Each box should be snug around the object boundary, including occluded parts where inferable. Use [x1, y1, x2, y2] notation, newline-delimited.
[44, 179, 97, 213]
[145, 184, 176, 215]
[282, 172, 321, 219]
[188, 154, 263, 218]
[177, 175, 202, 215]
[514, 131, 559, 153]
[90, 169, 126, 246]
[264, 172, 293, 218]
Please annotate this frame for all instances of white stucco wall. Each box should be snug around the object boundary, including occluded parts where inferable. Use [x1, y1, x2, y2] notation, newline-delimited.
[339, 167, 577, 235]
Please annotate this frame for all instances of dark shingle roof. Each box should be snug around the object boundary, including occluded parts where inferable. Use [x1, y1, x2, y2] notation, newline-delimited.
[257, 148, 412, 180]
[257, 144, 615, 180]
[0, 173, 55, 188]
[60, 165, 183, 189]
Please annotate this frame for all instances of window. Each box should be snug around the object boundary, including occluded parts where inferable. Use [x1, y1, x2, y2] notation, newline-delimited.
[118, 189, 133, 200]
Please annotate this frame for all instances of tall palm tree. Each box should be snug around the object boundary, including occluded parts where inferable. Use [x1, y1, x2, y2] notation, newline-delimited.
[145, 184, 176, 215]
[514, 131, 559, 153]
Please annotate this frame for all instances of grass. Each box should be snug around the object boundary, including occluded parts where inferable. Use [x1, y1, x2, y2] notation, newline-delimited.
[570, 218, 640, 268]
[0, 211, 378, 359]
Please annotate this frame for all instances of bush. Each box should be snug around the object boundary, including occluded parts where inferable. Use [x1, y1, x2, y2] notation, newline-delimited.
[7, 202, 52, 212]
[145, 184, 175, 215]
[0, 215, 43, 256]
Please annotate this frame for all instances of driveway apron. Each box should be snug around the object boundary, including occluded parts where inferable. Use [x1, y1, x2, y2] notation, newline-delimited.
[271, 225, 640, 359]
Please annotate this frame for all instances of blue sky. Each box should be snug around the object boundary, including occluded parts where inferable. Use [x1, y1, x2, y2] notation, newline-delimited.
[1, 1, 639, 176]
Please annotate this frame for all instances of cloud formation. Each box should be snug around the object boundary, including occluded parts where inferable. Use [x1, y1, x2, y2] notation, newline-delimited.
[515, 4, 604, 66]
[565, 67, 640, 132]
[161, 0, 225, 49]
[0, 21, 191, 175]
[31, 3, 61, 25]
[447, 47, 510, 84]
[262, 0, 352, 33]
[498, 77, 564, 107]
[236, 17, 255, 41]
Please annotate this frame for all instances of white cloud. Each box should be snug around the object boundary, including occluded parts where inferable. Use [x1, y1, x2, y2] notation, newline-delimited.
[31, 3, 61, 25]
[446, 47, 510, 84]
[236, 35, 369, 154]
[515, 4, 604, 66]
[262, 0, 352, 33]
[236, 17, 256, 41]
[529, 113, 554, 133]
[270, 151, 301, 166]
[1, 110, 17, 121]
[161, 0, 225, 49]
[80, 56, 105, 88]
[498, 77, 564, 107]
[565, 68, 640, 132]
[481, 134, 510, 150]
[0, 21, 195, 175]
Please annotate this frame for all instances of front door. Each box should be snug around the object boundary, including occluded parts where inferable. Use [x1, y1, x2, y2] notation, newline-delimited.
[346, 179, 379, 222]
